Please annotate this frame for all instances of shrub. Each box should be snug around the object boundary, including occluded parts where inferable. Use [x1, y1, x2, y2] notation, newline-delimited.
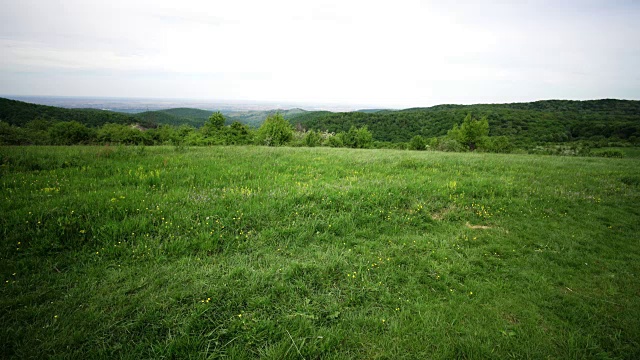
[595, 149, 625, 158]
[482, 136, 514, 153]
[256, 113, 293, 146]
[326, 133, 344, 147]
[342, 126, 373, 149]
[48, 121, 94, 145]
[409, 135, 427, 150]
[435, 138, 466, 152]
[227, 121, 253, 145]
[303, 130, 323, 147]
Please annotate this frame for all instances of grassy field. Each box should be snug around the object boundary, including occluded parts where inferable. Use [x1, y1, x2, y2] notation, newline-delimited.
[1, 145, 639, 359]
[590, 147, 640, 159]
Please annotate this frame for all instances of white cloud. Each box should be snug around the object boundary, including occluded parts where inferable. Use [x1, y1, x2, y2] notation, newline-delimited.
[1, 0, 639, 107]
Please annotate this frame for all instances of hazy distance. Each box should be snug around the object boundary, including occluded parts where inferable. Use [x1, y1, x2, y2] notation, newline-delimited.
[1, 1, 639, 108]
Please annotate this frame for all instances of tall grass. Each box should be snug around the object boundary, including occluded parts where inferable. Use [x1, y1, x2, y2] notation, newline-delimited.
[1, 146, 639, 358]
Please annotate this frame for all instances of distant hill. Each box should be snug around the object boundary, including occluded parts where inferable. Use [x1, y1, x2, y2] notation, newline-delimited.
[0, 98, 312, 129]
[289, 99, 640, 144]
[3, 97, 639, 145]
[223, 108, 307, 128]
[161, 108, 213, 119]
[133, 108, 306, 128]
[0, 97, 142, 127]
[134, 108, 212, 127]
[356, 109, 390, 113]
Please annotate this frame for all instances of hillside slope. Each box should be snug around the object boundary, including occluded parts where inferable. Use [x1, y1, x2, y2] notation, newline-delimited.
[0, 97, 140, 127]
[224, 108, 307, 128]
[289, 99, 640, 143]
[134, 109, 211, 127]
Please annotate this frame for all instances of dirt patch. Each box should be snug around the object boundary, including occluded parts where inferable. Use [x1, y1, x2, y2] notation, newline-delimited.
[502, 313, 520, 324]
[431, 205, 456, 220]
[466, 222, 491, 229]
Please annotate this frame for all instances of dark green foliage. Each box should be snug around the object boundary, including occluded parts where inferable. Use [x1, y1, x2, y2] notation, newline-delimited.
[2, 97, 640, 151]
[207, 112, 225, 130]
[134, 108, 213, 128]
[134, 110, 193, 127]
[342, 126, 373, 148]
[303, 130, 323, 147]
[226, 121, 253, 145]
[48, 121, 94, 145]
[288, 99, 640, 144]
[434, 137, 467, 152]
[447, 114, 489, 151]
[225, 108, 307, 128]
[146, 124, 180, 144]
[200, 112, 227, 142]
[0, 121, 32, 145]
[483, 136, 514, 153]
[594, 149, 625, 158]
[0, 97, 139, 128]
[326, 133, 344, 147]
[256, 113, 293, 146]
[97, 123, 147, 145]
[409, 135, 427, 150]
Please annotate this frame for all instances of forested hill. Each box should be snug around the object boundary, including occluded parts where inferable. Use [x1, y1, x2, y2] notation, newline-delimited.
[3, 97, 640, 144]
[0, 97, 306, 129]
[0, 97, 144, 127]
[134, 108, 308, 128]
[223, 108, 307, 128]
[134, 108, 212, 127]
[289, 99, 640, 144]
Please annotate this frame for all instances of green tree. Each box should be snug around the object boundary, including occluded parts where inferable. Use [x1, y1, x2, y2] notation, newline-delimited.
[447, 113, 489, 151]
[409, 135, 426, 150]
[227, 121, 253, 145]
[484, 136, 513, 153]
[303, 130, 322, 147]
[0, 121, 30, 145]
[256, 113, 293, 146]
[327, 132, 344, 147]
[97, 123, 145, 144]
[208, 111, 225, 129]
[48, 121, 93, 145]
[201, 112, 226, 137]
[343, 126, 373, 148]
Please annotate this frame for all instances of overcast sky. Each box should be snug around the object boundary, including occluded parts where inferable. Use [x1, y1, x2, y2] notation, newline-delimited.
[1, 0, 639, 108]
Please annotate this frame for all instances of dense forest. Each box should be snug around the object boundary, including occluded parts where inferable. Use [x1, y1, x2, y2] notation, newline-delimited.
[1, 97, 639, 153]
[287, 99, 640, 146]
[133, 108, 307, 128]
[133, 108, 212, 127]
[0, 97, 143, 127]
[0, 98, 306, 129]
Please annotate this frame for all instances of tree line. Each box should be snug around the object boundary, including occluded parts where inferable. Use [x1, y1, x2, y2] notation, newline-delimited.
[2, 97, 639, 153]
[287, 99, 640, 146]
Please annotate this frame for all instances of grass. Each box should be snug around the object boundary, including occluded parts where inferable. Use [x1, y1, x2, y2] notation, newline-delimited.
[591, 147, 640, 159]
[1, 145, 639, 359]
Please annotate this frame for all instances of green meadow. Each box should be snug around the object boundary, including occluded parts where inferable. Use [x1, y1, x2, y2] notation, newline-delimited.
[1, 145, 639, 359]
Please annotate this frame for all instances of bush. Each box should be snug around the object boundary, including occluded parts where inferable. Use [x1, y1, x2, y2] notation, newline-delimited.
[409, 135, 426, 150]
[97, 123, 146, 145]
[482, 136, 514, 153]
[303, 130, 323, 147]
[0, 121, 32, 145]
[594, 149, 625, 158]
[227, 121, 253, 145]
[326, 133, 344, 147]
[447, 113, 489, 151]
[49, 121, 94, 145]
[342, 126, 373, 149]
[256, 113, 293, 146]
[435, 138, 466, 152]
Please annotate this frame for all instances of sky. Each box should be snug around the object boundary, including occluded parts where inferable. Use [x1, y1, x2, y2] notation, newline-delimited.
[1, 0, 639, 109]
